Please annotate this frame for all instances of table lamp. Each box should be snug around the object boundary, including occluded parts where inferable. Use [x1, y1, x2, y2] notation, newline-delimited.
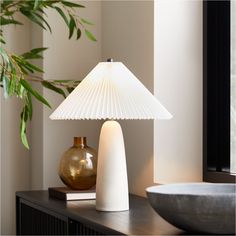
[50, 59, 172, 212]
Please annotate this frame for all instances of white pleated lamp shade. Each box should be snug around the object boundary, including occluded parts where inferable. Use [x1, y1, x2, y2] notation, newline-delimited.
[50, 61, 172, 120]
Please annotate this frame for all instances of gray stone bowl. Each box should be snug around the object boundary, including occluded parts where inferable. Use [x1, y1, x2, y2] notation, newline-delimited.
[146, 183, 236, 234]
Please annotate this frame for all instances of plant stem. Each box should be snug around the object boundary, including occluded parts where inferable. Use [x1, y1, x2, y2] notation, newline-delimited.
[0, 1, 23, 17]
[0, 64, 79, 88]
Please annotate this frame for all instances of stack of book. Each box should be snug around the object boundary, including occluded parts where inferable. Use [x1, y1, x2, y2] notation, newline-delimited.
[48, 187, 96, 201]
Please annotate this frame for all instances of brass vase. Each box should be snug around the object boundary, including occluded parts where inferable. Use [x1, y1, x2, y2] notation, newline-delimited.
[59, 137, 97, 190]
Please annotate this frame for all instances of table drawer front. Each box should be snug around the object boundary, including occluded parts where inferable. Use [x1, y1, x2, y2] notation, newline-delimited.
[18, 200, 68, 235]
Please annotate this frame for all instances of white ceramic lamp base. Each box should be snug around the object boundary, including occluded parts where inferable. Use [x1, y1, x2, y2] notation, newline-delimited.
[96, 120, 129, 211]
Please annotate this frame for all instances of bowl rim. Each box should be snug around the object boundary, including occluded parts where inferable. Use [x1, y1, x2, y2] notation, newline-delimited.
[146, 183, 236, 196]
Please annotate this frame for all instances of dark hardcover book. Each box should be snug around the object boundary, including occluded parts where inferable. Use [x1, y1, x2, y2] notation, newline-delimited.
[48, 187, 96, 201]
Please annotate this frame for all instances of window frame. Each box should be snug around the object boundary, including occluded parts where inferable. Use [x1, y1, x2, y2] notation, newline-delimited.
[203, 0, 235, 182]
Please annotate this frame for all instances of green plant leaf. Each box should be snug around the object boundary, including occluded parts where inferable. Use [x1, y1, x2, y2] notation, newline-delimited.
[24, 61, 43, 73]
[61, 1, 85, 8]
[18, 64, 29, 75]
[22, 53, 42, 60]
[0, 52, 7, 82]
[81, 18, 93, 25]
[4, 11, 15, 16]
[9, 70, 17, 96]
[34, 0, 40, 10]
[20, 126, 29, 149]
[53, 79, 74, 83]
[2, 75, 9, 98]
[16, 83, 25, 98]
[1, 0, 14, 8]
[85, 29, 97, 42]
[0, 48, 10, 64]
[24, 61, 44, 73]
[0, 0, 93, 149]
[30, 47, 48, 54]
[0, 36, 6, 44]
[13, 55, 44, 73]
[22, 105, 29, 122]
[69, 15, 76, 39]
[20, 9, 46, 30]
[0, 65, 5, 82]
[20, 79, 51, 108]
[66, 87, 74, 93]
[42, 0, 60, 7]
[26, 92, 33, 119]
[54, 6, 68, 26]
[21, 47, 47, 59]
[16, 61, 33, 73]
[41, 81, 66, 98]
[76, 28, 81, 40]
[0, 17, 23, 25]
[34, 12, 52, 33]
[20, 108, 29, 149]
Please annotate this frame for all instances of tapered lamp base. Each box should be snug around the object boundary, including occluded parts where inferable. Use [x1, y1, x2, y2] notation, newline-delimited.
[96, 121, 129, 211]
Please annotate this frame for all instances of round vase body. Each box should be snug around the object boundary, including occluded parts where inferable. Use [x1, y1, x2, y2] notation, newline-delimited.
[59, 137, 97, 190]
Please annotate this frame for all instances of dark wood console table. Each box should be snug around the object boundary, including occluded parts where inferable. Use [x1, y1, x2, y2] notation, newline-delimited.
[16, 191, 184, 235]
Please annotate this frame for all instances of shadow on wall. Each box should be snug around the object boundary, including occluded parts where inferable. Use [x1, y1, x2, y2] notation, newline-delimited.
[120, 120, 154, 197]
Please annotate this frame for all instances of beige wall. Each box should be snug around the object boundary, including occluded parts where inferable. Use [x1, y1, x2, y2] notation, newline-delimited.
[0, 2, 204, 234]
[31, 0, 156, 197]
[31, 0, 155, 195]
[0, 3, 102, 234]
[30, 1, 102, 189]
[0, 14, 31, 235]
[30, 20, 44, 189]
[154, 0, 203, 183]
[102, 0, 155, 196]
[102, 0, 203, 191]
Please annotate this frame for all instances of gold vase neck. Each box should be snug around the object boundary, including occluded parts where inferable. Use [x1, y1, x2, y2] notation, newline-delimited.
[73, 137, 87, 147]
